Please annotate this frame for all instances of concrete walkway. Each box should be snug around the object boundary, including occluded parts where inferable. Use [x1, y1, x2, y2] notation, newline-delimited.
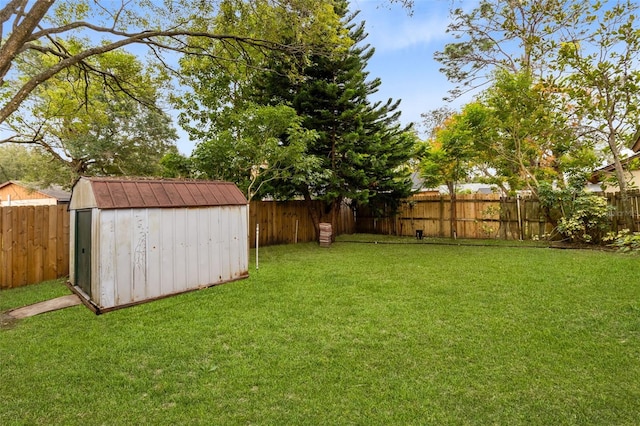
[7, 294, 82, 319]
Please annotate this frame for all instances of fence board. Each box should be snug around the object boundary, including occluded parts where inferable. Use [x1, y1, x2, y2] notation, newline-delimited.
[15, 206, 27, 286]
[0, 208, 10, 287]
[0, 205, 70, 289]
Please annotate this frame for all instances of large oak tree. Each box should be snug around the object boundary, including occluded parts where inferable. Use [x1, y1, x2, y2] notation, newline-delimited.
[0, 0, 336, 140]
[7, 45, 177, 181]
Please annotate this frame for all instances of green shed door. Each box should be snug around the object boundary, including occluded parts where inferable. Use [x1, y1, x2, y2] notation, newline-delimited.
[75, 210, 92, 297]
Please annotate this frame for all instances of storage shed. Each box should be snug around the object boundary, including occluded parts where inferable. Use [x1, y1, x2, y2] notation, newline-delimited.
[68, 177, 249, 313]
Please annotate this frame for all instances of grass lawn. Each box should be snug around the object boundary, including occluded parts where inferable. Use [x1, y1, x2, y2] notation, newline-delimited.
[1, 235, 640, 425]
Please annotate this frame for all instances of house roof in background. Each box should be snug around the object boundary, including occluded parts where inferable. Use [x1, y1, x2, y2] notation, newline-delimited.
[410, 173, 503, 195]
[594, 151, 640, 174]
[73, 177, 247, 209]
[0, 180, 71, 202]
[38, 186, 71, 202]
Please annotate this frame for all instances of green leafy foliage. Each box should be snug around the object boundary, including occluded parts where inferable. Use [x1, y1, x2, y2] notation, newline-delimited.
[174, 0, 353, 203]
[190, 104, 319, 200]
[556, 195, 611, 244]
[421, 70, 598, 197]
[179, 1, 416, 225]
[604, 229, 640, 253]
[159, 151, 194, 179]
[419, 102, 488, 192]
[251, 5, 416, 219]
[538, 180, 612, 243]
[0, 144, 72, 187]
[6, 42, 177, 180]
[477, 70, 596, 194]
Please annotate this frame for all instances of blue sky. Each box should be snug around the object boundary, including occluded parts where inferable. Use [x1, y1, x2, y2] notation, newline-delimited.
[176, 0, 470, 154]
[353, 0, 463, 132]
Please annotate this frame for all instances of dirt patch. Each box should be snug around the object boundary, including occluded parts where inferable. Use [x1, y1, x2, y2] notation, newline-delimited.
[0, 312, 19, 330]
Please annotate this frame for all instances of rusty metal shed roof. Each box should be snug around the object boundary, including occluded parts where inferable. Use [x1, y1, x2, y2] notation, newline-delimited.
[72, 177, 247, 209]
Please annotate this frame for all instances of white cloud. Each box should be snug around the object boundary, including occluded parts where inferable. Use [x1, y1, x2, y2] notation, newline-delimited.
[365, 16, 449, 52]
[354, 0, 452, 52]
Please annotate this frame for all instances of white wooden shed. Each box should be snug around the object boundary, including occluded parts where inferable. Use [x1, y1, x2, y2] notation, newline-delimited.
[68, 177, 249, 314]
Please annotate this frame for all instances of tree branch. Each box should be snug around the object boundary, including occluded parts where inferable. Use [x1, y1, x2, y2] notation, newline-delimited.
[0, 29, 292, 125]
[0, 0, 26, 28]
[0, 0, 54, 84]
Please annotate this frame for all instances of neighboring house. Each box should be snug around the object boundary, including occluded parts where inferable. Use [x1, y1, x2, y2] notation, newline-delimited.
[0, 181, 71, 206]
[410, 172, 439, 195]
[410, 172, 502, 196]
[440, 182, 503, 195]
[590, 136, 640, 193]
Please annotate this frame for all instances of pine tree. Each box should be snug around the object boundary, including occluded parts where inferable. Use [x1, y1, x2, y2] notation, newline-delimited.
[252, 4, 416, 235]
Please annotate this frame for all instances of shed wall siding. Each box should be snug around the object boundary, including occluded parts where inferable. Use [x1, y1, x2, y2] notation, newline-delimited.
[69, 179, 97, 210]
[97, 208, 116, 308]
[69, 211, 76, 285]
[95, 206, 248, 309]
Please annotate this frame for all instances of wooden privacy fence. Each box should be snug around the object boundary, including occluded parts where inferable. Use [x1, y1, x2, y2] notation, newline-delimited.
[1, 201, 355, 289]
[249, 200, 356, 247]
[357, 194, 526, 239]
[1, 205, 70, 289]
[357, 192, 640, 240]
[4, 193, 636, 289]
[605, 191, 640, 231]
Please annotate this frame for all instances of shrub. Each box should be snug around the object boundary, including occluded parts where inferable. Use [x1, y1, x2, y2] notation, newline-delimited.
[604, 229, 640, 253]
[556, 194, 611, 243]
[538, 180, 612, 244]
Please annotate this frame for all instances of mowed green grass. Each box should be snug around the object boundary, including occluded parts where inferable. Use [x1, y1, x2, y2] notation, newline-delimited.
[1, 236, 640, 425]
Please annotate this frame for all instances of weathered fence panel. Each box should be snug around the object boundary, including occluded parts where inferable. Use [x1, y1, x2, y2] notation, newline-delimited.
[249, 200, 356, 247]
[605, 191, 640, 231]
[4, 192, 639, 290]
[0, 205, 70, 289]
[357, 194, 521, 239]
[357, 192, 640, 240]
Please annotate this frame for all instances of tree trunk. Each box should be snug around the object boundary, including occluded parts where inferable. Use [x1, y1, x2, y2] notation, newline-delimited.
[329, 197, 342, 242]
[608, 133, 636, 231]
[303, 190, 321, 240]
[447, 181, 457, 239]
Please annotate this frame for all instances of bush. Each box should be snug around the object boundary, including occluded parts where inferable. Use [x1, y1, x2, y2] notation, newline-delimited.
[604, 229, 640, 253]
[556, 194, 611, 243]
[538, 180, 612, 244]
